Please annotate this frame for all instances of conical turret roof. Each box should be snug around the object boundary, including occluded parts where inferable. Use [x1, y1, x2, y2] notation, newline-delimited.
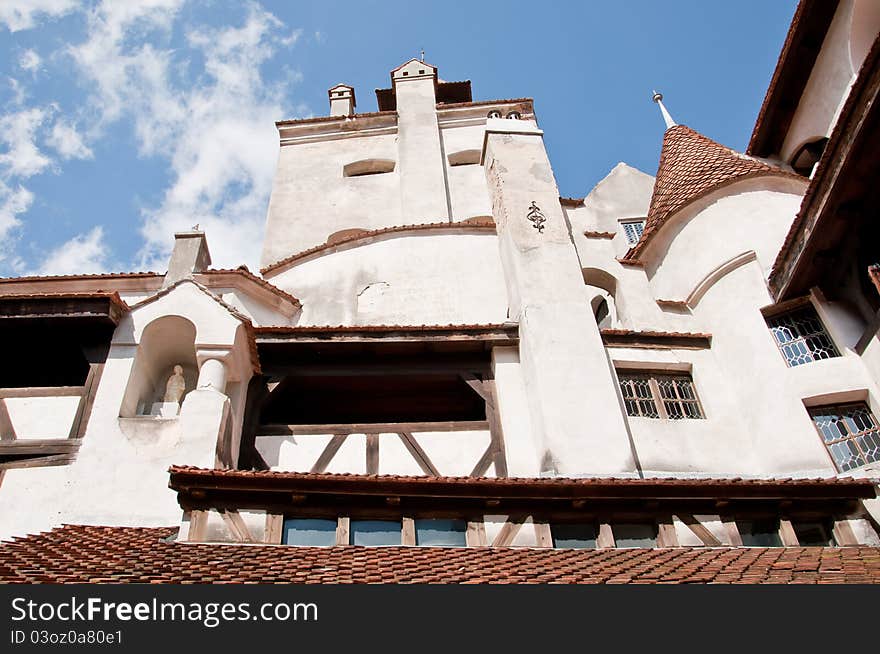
[626, 125, 796, 259]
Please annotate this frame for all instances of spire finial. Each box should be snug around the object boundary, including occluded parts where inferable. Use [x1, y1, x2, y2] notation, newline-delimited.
[652, 89, 677, 129]
[420, 48, 425, 62]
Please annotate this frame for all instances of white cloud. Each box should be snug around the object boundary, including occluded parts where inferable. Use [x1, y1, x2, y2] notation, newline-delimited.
[19, 50, 42, 74]
[31, 226, 109, 275]
[70, 0, 303, 270]
[0, 180, 33, 240]
[0, 107, 52, 178]
[50, 120, 93, 160]
[0, 0, 78, 32]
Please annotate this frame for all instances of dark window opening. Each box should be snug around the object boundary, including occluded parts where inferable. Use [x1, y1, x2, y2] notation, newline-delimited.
[737, 519, 782, 547]
[415, 519, 467, 547]
[594, 298, 610, 328]
[0, 325, 95, 387]
[551, 523, 598, 549]
[613, 523, 657, 548]
[281, 518, 336, 546]
[350, 520, 401, 546]
[793, 520, 835, 546]
[260, 373, 487, 425]
[790, 138, 828, 177]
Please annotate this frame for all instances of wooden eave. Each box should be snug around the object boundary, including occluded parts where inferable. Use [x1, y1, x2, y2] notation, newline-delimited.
[769, 33, 880, 299]
[0, 293, 128, 326]
[747, 0, 839, 157]
[600, 329, 711, 350]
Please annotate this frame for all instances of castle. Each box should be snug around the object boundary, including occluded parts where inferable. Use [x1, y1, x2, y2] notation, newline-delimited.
[1, 0, 879, 583]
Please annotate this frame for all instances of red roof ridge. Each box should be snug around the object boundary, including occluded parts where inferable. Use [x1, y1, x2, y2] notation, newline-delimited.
[254, 322, 514, 335]
[200, 268, 300, 307]
[261, 220, 497, 276]
[0, 271, 161, 284]
[276, 110, 397, 127]
[625, 125, 803, 261]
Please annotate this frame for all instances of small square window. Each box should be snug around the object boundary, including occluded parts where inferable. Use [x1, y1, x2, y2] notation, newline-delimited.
[350, 519, 401, 546]
[621, 220, 645, 246]
[765, 304, 839, 367]
[809, 402, 880, 472]
[617, 371, 703, 420]
[551, 523, 598, 549]
[414, 519, 467, 547]
[281, 518, 337, 546]
[737, 519, 782, 547]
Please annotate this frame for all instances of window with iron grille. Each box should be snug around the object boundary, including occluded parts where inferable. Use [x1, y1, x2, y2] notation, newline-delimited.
[617, 371, 703, 420]
[809, 403, 880, 472]
[766, 305, 839, 367]
[621, 220, 645, 246]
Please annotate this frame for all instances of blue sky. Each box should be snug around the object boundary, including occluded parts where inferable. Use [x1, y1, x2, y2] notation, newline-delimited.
[0, 0, 797, 275]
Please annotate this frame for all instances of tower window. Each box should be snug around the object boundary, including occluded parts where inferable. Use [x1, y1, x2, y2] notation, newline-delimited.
[765, 305, 839, 367]
[621, 220, 645, 246]
[487, 110, 502, 119]
[617, 371, 704, 420]
[809, 403, 880, 472]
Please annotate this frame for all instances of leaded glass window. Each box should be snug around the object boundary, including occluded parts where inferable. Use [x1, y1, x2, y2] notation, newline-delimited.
[809, 403, 880, 472]
[617, 371, 703, 420]
[622, 220, 645, 246]
[766, 305, 839, 367]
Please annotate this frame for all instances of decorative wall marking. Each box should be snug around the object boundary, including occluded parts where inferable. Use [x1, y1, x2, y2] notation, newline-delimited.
[527, 201, 546, 233]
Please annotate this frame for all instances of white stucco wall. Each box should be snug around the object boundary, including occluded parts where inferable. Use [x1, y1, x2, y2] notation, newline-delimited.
[267, 232, 509, 326]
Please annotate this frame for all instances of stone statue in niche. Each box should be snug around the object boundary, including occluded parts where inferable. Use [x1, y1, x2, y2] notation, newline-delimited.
[163, 365, 187, 404]
[149, 364, 187, 417]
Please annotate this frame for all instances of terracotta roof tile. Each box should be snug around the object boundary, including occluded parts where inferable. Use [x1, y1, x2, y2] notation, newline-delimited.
[2, 525, 879, 584]
[254, 323, 513, 335]
[200, 268, 300, 307]
[626, 125, 799, 260]
[0, 272, 161, 284]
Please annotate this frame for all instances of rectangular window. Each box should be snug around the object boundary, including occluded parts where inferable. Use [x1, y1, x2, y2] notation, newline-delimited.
[809, 403, 880, 472]
[414, 519, 467, 547]
[737, 519, 782, 547]
[766, 305, 839, 367]
[613, 523, 657, 548]
[551, 523, 598, 549]
[622, 220, 645, 246]
[281, 518, 337, 546]
[618, 371, 703, 420]
[350, 519, 401, 546]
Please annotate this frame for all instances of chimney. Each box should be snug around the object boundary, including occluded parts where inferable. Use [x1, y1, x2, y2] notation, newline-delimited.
[328, 84, 356, 116]
[163, 229, 212, 288]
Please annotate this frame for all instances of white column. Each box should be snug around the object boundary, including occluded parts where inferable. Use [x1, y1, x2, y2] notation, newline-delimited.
[482, 119, 637, 476]
[197, 358, 227, 392]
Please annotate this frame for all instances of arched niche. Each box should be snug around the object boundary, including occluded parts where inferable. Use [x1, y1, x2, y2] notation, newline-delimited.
[850, 0, 880, 73]
[583, 267, 619, 327]
[120, 315, 199, 418]
[789, 137, 828, 177]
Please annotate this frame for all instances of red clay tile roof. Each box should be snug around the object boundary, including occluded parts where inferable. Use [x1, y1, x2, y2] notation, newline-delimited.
[599, 329, 710, 349]
[275, 110, 397, 127]
[2, 525, 879, 583]
[625, 125, 799, 260]
[254, 323, 513, 335]
[200, 268, 301, 308]
[168, 466, 875, 500]
[260, 220, 497, 276]
[0, 272, 160, 284]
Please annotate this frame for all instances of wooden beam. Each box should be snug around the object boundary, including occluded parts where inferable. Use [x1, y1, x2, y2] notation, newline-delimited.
[260, 420, 490, 436]
[398, 432, 440, 476]
[675, 514, 722, 546]
[0, 386, 85, 398]
[310, 434, 347, 474]
[401, 516, 416, 545]
[485, 379, 507, 478]
[219, 509, 254, 543]
[597, 523, 615, 549]
[779, 519, 799, 546]
[491, 516, 526, 547]
[459, 372, 493, 407]
[0, 439, 82, 456]
[336, 516, 350, 545]
[657, 518, 679, 547]
[832, 519, 859, 546]
[366, 434, 379, 475]
[0, 453, 77, 470]
[466, 520, 487, 547]
[68, 363, 104, 439]
[722, 518, 744, 546]
[187, 510, 208, 542]
[534, 522, 553, 548]
[265, 513, 283, 544]
[0, 399, 16, 440]
[469, 444, 494, 478]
